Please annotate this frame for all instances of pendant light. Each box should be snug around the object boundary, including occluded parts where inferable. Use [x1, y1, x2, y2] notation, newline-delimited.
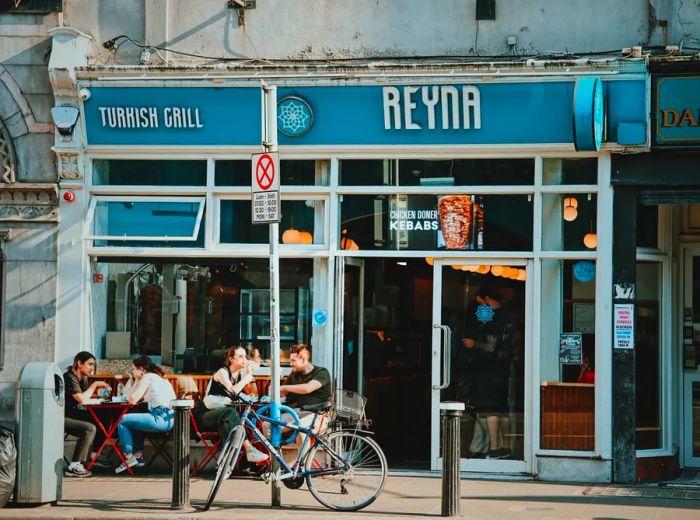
[563, 196, 578, 222]
[583, 218, 597, 249]
[282, 228, 301, 244]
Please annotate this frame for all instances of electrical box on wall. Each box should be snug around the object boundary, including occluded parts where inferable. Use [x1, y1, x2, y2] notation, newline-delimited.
[476, 0, 496, 20]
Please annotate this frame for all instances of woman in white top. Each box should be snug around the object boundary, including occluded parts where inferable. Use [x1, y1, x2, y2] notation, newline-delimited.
[115, 355, 176, 474]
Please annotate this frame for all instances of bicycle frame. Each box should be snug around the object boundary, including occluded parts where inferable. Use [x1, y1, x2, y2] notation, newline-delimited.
[236, 403, 350, 479]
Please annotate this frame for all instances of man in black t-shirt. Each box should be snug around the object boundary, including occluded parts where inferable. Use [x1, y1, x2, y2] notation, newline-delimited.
[281, 343, 332, 412]
[276, 343, 331, 459]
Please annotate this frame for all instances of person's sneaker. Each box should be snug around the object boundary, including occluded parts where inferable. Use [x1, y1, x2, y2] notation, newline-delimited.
[486, 448, 511, 459]
[64, 462, 92, 478]
[134, 456, 145, 467]
[115, 455, 140, 474]
[246, 447, 269, 464]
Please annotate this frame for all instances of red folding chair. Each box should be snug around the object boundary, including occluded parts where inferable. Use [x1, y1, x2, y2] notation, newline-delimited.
[189, 410, 221, 476]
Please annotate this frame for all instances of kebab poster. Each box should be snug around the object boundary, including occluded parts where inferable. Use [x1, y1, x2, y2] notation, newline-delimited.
[437, 195, 484, 250]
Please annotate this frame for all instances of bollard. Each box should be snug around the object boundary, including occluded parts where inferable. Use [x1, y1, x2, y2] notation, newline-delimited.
[171, 399, 194, 510]
[440, 402, 464, 517]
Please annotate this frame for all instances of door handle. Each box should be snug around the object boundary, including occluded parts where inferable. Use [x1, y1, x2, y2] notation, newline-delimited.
[433, 324, 452, 390]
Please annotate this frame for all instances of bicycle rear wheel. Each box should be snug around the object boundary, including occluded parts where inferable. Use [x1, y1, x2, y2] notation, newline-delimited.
[305, 430, 387, 511]
[203, 425, 245, 511]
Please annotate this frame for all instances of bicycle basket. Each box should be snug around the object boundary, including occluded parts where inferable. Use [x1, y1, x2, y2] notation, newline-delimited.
[333, 390, 367, 424]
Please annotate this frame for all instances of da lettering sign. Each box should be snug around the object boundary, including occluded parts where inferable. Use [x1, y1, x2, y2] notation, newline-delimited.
[654, 76, 700, 147]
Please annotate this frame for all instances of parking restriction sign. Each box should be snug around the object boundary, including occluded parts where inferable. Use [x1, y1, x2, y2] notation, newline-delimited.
[251, 152, 280, 223]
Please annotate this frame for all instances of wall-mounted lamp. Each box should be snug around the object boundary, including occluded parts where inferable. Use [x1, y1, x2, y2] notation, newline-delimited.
[50, 106, 79, 138]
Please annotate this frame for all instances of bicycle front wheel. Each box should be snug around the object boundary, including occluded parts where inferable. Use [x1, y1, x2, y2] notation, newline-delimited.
[305, 430, 387, 511]
[203, 425, 245, 511]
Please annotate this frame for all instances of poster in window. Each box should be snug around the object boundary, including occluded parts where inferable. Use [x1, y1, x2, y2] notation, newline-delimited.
[559, 332, 583, 365]
[573, 303, 595, 333]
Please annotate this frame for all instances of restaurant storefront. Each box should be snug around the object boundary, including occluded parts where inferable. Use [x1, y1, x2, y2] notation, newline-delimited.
[611, 66, 700, 482]
[52, 54, 648, 479]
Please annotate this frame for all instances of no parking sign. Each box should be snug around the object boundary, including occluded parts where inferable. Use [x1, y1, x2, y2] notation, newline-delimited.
[251, 152, 280, 223]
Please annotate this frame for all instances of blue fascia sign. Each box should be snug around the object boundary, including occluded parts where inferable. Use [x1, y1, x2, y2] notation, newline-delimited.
[654, 75, 700, 147]
[82, 77, 646, 147]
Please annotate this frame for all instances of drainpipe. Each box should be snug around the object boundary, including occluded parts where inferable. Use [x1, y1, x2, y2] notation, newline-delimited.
[0, 229, 11, 370]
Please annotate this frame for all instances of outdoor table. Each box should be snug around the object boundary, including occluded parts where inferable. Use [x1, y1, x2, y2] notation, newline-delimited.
[83, 400, 135, 475]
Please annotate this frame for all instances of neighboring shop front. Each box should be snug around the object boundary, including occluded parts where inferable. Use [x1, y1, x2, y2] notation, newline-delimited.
[51, 51, 648, 478]
[611, 65, 700, 482]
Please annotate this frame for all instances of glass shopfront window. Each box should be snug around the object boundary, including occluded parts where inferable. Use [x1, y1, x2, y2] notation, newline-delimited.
[219, 199, 326, 245]
[543, 158, 597, 185]
[340, 194, 532, 251]
[340, 159, 534, 186]
[542, 193, 597, 251]
[90, 259, 314, 372]
[93, 159, 207, 186]
[540, 259, 596, 451]
[215, 159, 324, 186]
[86, 197, 206, 247]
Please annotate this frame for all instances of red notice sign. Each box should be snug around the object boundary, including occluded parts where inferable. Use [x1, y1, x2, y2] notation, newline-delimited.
[251, 152, 280, 223]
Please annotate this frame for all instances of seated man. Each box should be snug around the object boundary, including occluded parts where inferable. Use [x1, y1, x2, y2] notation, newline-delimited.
[281, 343, 332, 424]
[273, 344, 331, 462]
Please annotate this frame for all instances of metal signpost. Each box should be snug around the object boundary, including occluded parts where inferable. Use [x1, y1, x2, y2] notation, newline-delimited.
[254, 82, 282, 506]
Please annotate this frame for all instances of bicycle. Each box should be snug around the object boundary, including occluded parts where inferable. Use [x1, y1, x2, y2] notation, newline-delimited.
[203, 391, 387, 512]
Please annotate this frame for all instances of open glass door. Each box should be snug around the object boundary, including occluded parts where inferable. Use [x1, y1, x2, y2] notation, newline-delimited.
[683, 250, 700, 468]
[339, 259, 365, 393]
[431, 259, 530, 473]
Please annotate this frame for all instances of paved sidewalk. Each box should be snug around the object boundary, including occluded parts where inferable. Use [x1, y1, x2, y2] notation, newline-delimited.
[2, 474, 700, 520]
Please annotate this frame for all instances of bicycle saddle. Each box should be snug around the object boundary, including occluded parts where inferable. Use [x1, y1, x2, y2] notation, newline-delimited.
[300, 402, 332, 413]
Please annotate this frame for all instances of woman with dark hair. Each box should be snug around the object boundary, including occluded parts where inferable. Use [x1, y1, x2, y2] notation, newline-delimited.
[193, 345, 268, 463]
[63, 351, 111, 477]
[115, 355, 176, 474]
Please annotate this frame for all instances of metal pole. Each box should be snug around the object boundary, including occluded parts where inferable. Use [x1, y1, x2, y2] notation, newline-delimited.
[263, 82, 282, 507]
[440, 401, 464, 517]
[171, 399, 193, 510]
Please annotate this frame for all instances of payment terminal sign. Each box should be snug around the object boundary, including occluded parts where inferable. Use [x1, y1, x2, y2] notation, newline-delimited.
[251, 152, 280, 223]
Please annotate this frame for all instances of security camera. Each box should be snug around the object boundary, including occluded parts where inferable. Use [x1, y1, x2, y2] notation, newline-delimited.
[79, 88, 91, 101]
[50, 106, 80, 138]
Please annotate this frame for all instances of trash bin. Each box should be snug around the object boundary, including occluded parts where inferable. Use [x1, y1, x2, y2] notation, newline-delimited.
[15, 362, 64, 504]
